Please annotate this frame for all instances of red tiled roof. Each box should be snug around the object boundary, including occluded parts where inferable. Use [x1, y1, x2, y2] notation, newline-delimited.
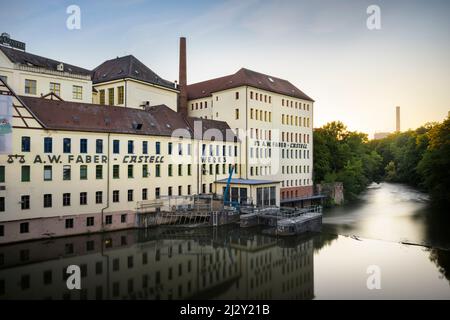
[18, 96, 237, 142]
[187, 68, 314, 102]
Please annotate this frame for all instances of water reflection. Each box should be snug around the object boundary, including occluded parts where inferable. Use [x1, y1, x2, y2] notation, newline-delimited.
[0, 226, 316, 300]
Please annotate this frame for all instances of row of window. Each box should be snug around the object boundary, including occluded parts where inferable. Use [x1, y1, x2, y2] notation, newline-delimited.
[282, 99, 310, 111]
[249, 128, 272, 140]
[281, 114, 310, 127]
[281, 165, 311, 175]
[0, 184, 192, 213]
[249, 91, 272, 104]
[281, 179, 311, 189]
[0, 164, 207, 183]
[21, 136, 237, 157]
[282, 132, 311, 144]
[249, 108, 272, 122]
[99, 86, 124, 106]
[282, 149, 311, 159]
[191, 100, 208, 110]
[21, 79, 83, 99]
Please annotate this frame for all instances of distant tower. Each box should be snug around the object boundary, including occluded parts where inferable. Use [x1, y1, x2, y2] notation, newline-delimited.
[396, 106, 400, 132]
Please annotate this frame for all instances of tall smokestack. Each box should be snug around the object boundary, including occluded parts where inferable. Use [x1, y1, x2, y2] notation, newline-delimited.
[178, 37, 187, 116]
[396, 106, 400, 132]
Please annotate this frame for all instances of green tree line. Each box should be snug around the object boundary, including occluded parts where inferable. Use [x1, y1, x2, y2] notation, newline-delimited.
[368, 117, 450, 205]
[313, 117, 450, 205]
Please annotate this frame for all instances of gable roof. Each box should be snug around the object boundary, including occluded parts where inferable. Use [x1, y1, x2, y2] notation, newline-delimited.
[187, 68, 314, 102]
[0, 45, 91, 76]
[18, 96, 236, 141]
[92, 55, 177, 90]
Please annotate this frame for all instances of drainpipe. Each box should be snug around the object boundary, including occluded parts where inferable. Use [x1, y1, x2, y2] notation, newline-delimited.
[101, 133, 111, 230]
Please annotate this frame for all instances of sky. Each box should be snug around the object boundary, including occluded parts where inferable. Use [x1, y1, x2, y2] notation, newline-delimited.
[0, 0, 449, 138]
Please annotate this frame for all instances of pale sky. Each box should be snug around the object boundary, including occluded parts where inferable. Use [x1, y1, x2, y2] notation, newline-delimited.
[1, 0, 449, 137]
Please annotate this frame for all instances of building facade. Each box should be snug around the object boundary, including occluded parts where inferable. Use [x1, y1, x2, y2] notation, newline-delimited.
[187, 68, 314, 204]
[0, 42, 92, 103]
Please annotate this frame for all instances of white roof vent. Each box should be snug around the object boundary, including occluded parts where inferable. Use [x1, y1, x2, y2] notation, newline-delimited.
[57, 63, 64, 71]
[268, 77, 274, 83]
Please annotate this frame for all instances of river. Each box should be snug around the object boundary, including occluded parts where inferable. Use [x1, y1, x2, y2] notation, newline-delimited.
[0, 182, 449, 299]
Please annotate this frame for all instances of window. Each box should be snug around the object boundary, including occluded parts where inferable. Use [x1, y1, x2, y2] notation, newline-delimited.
[61, 138, 70, 153]
[235, 92, 239, 99]
[0, 197, 4, 212]
[96, 139, 103, 153]
[155, 164, 161, 177]
[0, 166, 4, 183]
[142, 141, 148, 154]
[73, 85, 83, 100]
[108, 88, 114, 105]
[178, 186, 182, 196]
[118, 86, 124, 104]
[113, 165, 120, 179]
[41, 165, 52, 181]
[21, 166, 30, 182]
[49, 82, 60, 96]
[63, 165, 71, 180]
[142, 164, 148, 177]
[44, 137, 52, 153]
[128, 140, 134, 154]
[21, 136, 30, 152]
[142, 188, 148, 200]
[155, 187, 160, 199]
[20, 222, 29, 233]
[63, 193, 71, 206]
[99, 90, 105, 105]
[127, 190, 133, 202]
[65, 218, 74, 229]
[168, 187, 172, 196]
[178, 143, 182, 155]
[96, 165, 103, 179]
[80, 192, 87, 205]
[168, 164, 173, 177]
[168, 142, 173, 155]
[113, 140, 119, 154]
[21, 195, 30, 210]
[43, 194, 52, 208]
[187, 185, 191, 195]
[105, 215, 112, 225]
[95, 191, 103, 204]
[235, 108, 239, 120]
[156, 141, 161, 154]
[187, 164, 191, 176]
[80, 165, 88, 180]
[128, 165, 134, 178]
[80, 139, 88, 153]
[113, 190, 119, 203]
[86, 217, 94, 227]
[25, 79, 37, 94]
[178, 164, 182, 176]
[187, 144, 191, 155]
[250, 108, 253, 119]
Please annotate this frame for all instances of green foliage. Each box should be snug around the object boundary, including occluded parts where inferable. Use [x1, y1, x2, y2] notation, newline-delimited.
[368, 118, 450, 205]
[313, 121, 382, 201]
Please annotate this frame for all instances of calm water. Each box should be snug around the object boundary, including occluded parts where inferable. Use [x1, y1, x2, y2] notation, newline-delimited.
[0, 182, 449, 300]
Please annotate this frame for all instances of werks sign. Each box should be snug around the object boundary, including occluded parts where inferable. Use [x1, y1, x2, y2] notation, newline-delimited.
[254, 141, 308, 149]
[6, 154, 165, 164]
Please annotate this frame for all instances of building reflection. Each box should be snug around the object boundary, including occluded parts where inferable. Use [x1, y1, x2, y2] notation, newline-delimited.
[0, 226, 314, 300]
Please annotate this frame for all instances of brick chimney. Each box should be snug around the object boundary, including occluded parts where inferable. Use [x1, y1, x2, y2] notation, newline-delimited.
[178, 37, 187, 116]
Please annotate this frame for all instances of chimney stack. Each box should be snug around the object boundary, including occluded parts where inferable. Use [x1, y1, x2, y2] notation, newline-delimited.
[178, 37, 187, 116]
[396, 106, 400, 132]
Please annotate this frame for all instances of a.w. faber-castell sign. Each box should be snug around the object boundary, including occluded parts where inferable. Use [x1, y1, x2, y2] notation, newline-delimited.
[6, 154, 165, 164]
